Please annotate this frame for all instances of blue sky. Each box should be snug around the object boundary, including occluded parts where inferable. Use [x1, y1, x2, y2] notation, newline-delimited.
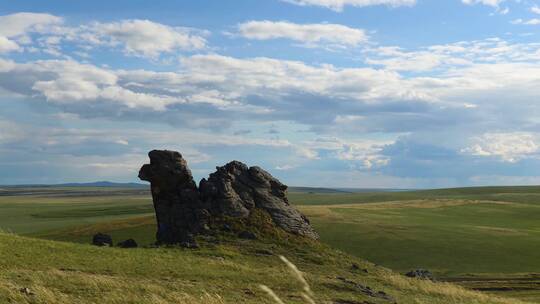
[1, 0, 540, 188]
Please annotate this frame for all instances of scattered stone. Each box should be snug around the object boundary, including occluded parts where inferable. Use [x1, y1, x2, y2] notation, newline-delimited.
[139, 150, 319, 246]
[254, 249, 274, 256]
[92, 233, 113, 247]
[238, 231, 257, 240]
[180, 238, 199, 249]
[405, 269, 435, 281]
[243, 288, 256, 296]
[222, 223, 232, 232]
[19, 287, 34, 296]
[350, 263, 369, 273]
[117, 239, 138, 248]
[337, 277, 395, 302]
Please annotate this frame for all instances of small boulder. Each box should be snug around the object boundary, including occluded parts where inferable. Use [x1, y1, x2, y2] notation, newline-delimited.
[222, 223, 232, 232]
[405, 269, 434, 281]
[19, 287, 34, 296]
[117, 239, 138, 248]
[180, 240, 199, 249]
[92, 233, 113, 247]
[238, 231, 257, 240]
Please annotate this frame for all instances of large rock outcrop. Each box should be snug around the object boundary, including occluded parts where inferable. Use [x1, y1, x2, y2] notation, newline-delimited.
[139, 150, 318, 245]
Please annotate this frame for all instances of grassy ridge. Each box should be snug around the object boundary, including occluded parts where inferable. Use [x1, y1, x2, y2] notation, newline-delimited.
[290, 186, 540, 205]
[0, 232, 528, 304]
[298, 199, 540, 302]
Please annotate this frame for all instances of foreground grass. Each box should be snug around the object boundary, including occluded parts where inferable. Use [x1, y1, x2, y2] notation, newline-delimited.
[0, 232, 529, 304]
[3, 186, 540, 302]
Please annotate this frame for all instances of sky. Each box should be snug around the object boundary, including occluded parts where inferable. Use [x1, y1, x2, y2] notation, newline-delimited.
[1, 0, 540, 188]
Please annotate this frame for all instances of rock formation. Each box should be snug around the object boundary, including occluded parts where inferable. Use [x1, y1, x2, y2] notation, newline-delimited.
[92, 233, 113, 247]
[139, 150, 318, 245]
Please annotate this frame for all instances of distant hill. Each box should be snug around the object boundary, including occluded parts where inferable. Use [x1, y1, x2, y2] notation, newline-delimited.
[57, 181, 147, 188]
[0, 181, 147, 188]
[288, 186, 350, 193]
[288, 187, 414, 194]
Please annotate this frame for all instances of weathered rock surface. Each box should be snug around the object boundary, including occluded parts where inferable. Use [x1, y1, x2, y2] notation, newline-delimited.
[405, 269, 435, 281]
[117, 239, 138, 248]
[139, 150, 318, 245]
[138, 150, 205, 245]
[92, 233, 113, 247]
[199, 161, 319, 239]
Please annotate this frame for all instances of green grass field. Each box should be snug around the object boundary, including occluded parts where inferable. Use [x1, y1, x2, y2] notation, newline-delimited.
[1, 186, 540, 302]
[0, 228, 527, 303]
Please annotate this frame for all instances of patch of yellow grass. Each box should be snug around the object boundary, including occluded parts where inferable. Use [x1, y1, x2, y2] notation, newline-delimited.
[471, 225, 528, 236]
[298, 199, 521, 220]
[38, 215, 156, 238]
[382, 272, 530, 304]
[345, 199, 515, 209]
[0, 269, 225, 304]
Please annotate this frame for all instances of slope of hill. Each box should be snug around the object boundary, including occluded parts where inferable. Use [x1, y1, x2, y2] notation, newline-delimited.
[2, 185, 540, 303]
[0, 232, 528, 304]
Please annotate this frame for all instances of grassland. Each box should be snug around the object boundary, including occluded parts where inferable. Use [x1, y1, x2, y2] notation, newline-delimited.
[0, 231, 528, 304]
[1, 185, 540, 302]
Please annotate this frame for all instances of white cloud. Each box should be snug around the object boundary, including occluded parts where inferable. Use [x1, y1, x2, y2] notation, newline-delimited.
[462, 0, 505, 7]
[366, 38, 540, 72]
[366, 48, 450, 72]
[281, 0, 416, 11]
[2, 37, 540, 141]
[0, 12, 62, 37]
[462, 133, 540, 162]
[531, 5, 540, 14]
[237, 20, 367, 48]
[498, 7, 509, 14]
[512, 18, 540, 25]
[275, 164, 297, 170]
[525, 19, 540, 25]
[0, 12, 62, 53]
[302, 137, 393, 169]
[91, 19, 207, 58]
[176, 54, 413, 103]
[336, 144, 390, 169]
[1, 59, 178, 111]
[0, 36, 20, 53]
[0, 14, 209, 58]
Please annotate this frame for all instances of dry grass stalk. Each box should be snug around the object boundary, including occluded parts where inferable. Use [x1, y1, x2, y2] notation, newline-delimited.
[260, 255, 317, 304]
